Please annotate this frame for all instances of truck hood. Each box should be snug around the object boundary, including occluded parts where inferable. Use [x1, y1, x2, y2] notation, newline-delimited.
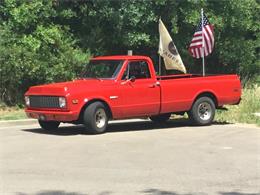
[26, 79, 116, 96]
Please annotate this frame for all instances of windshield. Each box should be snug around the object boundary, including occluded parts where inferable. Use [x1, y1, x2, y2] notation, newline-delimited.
[80, 60, 124, 79]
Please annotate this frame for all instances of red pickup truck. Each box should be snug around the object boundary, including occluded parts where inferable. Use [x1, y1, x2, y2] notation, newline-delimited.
[25, 55, 241, 134]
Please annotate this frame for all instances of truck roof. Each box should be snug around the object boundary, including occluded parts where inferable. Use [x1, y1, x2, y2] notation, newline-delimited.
[92, 55, 152, 61]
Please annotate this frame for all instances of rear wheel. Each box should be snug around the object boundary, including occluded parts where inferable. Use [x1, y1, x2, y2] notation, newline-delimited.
[38, 120, 60, 130]
[83, 102, 108, 134]
[188, 96, 215, 126]
[150, 113, 171, 123]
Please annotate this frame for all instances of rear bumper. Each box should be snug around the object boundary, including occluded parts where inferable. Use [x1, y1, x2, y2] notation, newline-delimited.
[218, 96, 241, 107]
[234, 98, 242, 105]
[25, 108, 79, 122]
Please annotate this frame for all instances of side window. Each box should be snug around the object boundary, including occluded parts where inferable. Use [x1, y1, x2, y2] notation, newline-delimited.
[121, 61, 151, 80]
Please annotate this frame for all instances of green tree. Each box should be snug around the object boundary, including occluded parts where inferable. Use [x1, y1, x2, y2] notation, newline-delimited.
[0, 0, 89, 105]
[0, 0, 259, 105]
[62, 0, 259, 81]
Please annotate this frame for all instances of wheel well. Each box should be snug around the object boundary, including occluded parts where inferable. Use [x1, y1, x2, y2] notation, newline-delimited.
[78, 99, 113, 123]
[194, 92, 218, 108]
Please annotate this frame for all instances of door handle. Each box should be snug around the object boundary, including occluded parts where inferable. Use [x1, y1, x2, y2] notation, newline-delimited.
[148, 84, 156, 88]
[148, 82, 160, 88]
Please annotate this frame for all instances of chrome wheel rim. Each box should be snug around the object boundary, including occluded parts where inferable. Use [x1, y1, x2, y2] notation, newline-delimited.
[95, 108, 106, 128]
[198, 102, 212, 121]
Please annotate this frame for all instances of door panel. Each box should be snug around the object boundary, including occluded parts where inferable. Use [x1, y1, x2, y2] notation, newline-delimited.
[119, 79, 160, 117]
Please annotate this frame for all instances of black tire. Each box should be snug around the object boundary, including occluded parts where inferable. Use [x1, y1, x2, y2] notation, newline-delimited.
[38, 120, 60, 130]
[188, 96, 215, 126]
[83, 102, 108, 134]
[150, 113, 171, 123]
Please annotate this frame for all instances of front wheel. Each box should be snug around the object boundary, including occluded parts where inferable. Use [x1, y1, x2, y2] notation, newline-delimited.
[188, 97, 215, 126]
[83, 102, 108, 134]
[38, 120, 60, 130]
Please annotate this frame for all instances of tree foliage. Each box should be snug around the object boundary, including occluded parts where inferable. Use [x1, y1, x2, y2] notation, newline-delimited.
[0, 0, 89, 105]
[0, 0, 259, 105]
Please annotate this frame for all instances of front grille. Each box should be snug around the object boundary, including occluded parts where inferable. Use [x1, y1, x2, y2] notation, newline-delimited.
[30, 96, 60, 108]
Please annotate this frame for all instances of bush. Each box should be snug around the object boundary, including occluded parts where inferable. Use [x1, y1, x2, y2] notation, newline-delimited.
[0, 0, 259, 105]
[0, 1, 90, 105]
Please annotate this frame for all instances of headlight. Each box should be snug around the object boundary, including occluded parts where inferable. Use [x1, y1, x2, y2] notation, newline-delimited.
[25, 96, 30, 107]
[59, 97, 66, 108]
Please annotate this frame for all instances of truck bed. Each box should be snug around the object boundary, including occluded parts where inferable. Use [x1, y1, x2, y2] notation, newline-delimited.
[157, 74, 237, 80]
[157, 74, 241, 113]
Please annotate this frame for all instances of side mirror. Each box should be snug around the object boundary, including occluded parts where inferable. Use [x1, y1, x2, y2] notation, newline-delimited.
[129, 76, 136, 82]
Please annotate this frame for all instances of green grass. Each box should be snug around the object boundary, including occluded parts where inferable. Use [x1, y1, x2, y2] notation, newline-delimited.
[0, 107, 26, 120]
[215, 85, 260, 126]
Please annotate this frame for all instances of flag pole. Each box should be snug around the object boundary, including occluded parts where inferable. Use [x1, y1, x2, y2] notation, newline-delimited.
[158, 17, 162, 76]
[159, 55, 161, 76]
[201, 8, 205, 76]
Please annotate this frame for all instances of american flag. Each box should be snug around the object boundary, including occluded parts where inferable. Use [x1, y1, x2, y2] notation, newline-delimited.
[188, 13, 214, 59]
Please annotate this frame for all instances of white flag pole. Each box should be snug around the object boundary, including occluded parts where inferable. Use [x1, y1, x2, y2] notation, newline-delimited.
[158, 17, 162, 76]
[201, 8, 205, 76]
[159, 55, 161, 76]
